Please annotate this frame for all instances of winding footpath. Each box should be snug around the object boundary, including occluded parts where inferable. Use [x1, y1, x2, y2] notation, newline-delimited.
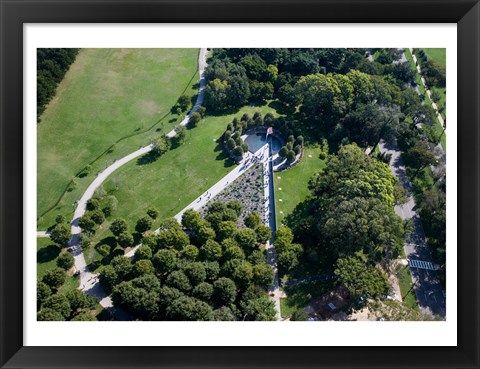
[38, 48, 284, 320]
[50, 48, 209, 318]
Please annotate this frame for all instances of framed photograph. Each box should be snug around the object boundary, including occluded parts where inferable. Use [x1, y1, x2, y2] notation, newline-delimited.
[1, 0, 479, 368]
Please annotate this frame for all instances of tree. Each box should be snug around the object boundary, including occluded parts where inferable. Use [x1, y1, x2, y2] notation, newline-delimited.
[71, 313, 97, 321]
[37, 308, 65, 321]
[334, 256, 390, 299]
[42, 268, 65, 290]
[189, 111, 202, 127]
[136, 216, 153, 233]
[110, 218, 128, 237]
[133, 259, 155, 277]
[241, 295, 276, 321]
[117, 232, 134, 248]
[277, 250, 299, 274]
[252, 263, 274, 288]
[176, 94, 191, 112]
[225, 201, 241, 216]
[66, 289, 87, 312]
[37, 281, 52, 308]
[204, 78, 230, 111]
[110, 255, 132, 280]
[102, 195, 118, 217]
[86, 198, 100, 211]
[147, 207, 159, 219]
[99, 265, 118, 294]
[193, 282, 214, 301]
[200, 239, 222, 261]
[56, 252, 74, 270]
[135, 245, 153, 260]
[217, 221, 238, 242]
[181, 245, 199, 261]
[181, 209, 202, 230]
[193, 221, 216, 246]
[213, 306, 236, 321]
[213, 277, 237, 306]
[152, 249, 177, 275]
[184, 262, 207, 285]
[171, 126, 187, 148]
[291, 309, 309, 321]
[232, 146, 244, 158]
[90, 209, 105, 225]
[255, 224, 272, 244]
[151, 134, 171, 158]
[166, 295, 213, 321]
[234, 228, 258, 254]
[244, 212, 262, 229]
[50, 223, 71, 245]
[203, 261, 220, 282]
[277, 146, 288, 159]
[55, 214, 66, 224]
[221, 238, 245, 262]
[407, 142, 437, 179]
[286, 150, 296, 162]
[43, 294, 72, 319]
[167, 270, 192, 292]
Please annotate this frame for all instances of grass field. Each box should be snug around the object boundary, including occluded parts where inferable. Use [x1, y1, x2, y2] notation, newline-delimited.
[37, 49, 199, 229]
[85, 104, 282, 252]
[397, 265, 418, 309]
[422, 48, 446, 69]
[274, 146, 326, 226]
[37, 237, 79, 294]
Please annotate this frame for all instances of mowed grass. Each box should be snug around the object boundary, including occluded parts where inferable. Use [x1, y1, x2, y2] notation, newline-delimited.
[422, 48, 446, 69]
[397, 265, 418, 310]
[274, 146, 326, 226]
[37, 48, 199, 228]
[90, 104, 282, 244]
[37, 237, 80, 294]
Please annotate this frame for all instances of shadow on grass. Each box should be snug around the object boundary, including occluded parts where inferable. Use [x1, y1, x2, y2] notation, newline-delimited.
[137, 152, 159, 166]
[268, 100, 294, 116]
[169, 118, 177, 123]
[37, 244, 60, 263]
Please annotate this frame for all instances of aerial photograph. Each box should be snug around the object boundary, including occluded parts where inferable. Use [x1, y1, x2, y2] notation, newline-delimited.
[36, 48, 446, 321]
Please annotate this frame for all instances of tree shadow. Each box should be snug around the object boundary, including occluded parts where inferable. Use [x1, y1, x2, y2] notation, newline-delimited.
[268, 100, 294, 116]
[169, 118, 177, 123]
[37, 244, 60, 263]
[95, 236, 117, 248]
[136, 152, 158, 166]
[132, 232, 143, 245]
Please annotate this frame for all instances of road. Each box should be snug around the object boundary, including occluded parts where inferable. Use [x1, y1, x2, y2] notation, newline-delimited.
[379, 140, 446, 319]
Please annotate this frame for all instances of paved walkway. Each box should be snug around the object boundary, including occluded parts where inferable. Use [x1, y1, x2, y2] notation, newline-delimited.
[36, 231, 50, 237]
[409, 48, 446, 133]
[379, 140, 446, 319]
[61, 48, 208, 318]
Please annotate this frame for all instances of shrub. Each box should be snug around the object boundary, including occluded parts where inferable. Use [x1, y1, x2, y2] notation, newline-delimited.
[146, 207, 159, 219]
[57, 252, 75, 270]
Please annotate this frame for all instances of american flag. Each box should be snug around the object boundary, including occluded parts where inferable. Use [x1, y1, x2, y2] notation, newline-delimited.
[266, 127, 273, 135]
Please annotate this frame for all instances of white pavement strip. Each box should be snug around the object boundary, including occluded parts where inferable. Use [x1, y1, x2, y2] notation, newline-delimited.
[409, 259, 435, 271]
[173, 145, 268, 222]
[68, 49, 209, 311]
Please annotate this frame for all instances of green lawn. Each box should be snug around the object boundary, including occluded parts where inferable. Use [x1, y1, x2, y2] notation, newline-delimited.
[37, 237, 80, 294]
[37, 49, 200, 229]
[397, 265, 418, 310]
[280, 281, 334, 318]
[87, 104, 282, 249]
[274, 145, 326, 226]
[422, 48, 446, 69]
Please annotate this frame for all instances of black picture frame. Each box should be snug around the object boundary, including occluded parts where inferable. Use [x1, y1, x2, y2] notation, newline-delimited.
[1, 0, 479, 368]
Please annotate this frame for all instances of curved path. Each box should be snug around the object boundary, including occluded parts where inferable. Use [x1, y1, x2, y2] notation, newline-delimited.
[63, 48, 208, 318]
